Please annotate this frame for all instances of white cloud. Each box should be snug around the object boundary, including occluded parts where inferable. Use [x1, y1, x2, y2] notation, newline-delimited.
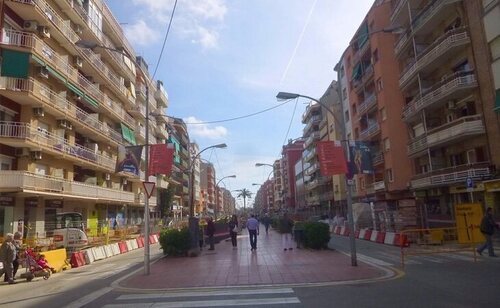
[127, 0, 226, 48]
[184, 116, 228, 139]
[123, 20, 159, 45]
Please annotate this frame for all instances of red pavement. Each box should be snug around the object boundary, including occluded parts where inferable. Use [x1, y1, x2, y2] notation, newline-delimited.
[120, 229, 389, 290]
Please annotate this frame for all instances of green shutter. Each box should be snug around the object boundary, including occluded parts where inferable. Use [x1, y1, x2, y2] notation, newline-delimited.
[129, 129, 137, 145]
[83, 95, 99, 108]
[352, 63, 362, 81]
[46, 66, 66, 83]
[31, 54, 45, 66]
[120, 123, 136, 145]
[67, 82, 84, 97]
[495, 89, 500, 113]
[357, 23, 369, 49]
[1, 49, 30, 78]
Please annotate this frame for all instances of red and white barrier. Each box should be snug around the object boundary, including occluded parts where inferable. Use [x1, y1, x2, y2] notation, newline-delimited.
[370, 230, 378, 242]
[384, 232, 396, 245]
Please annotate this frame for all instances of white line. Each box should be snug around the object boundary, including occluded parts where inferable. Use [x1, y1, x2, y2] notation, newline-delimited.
[64, 286, 113, 308]
[117, 288, 294, 300]
[417, 256, 444, 263]
[442, 253, 476, 262]
[356, 253, 393, 266]
[104, 297, 301, 308]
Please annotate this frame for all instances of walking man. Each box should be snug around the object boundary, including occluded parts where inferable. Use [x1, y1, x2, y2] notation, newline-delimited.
[0, 233, 17, 284]
[246, 214, 259, 251]
[477, 207, 499, 257]
[206, 217, 216, 251]
[279, 213, 294, 251]
[263, 214, 271, 235]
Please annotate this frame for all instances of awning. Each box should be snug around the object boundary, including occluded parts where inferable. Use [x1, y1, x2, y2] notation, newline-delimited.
[120, 123, 136, 145]
[83, 95, 99, 108]
[31, 54, 45, 66]
[46, 66, 66, 83]
[67, 82, 84, 98]
[1, 49, 30, 78]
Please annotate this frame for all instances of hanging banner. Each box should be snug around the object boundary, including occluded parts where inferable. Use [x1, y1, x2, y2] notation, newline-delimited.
[116, 145, 143, 175]
[149, 144, 175, 175]
[348, 141, 373, 175]
[316, 141, 348, 176]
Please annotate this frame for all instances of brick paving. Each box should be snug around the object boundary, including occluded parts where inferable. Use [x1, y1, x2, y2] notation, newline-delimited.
[120, 228, 388, 290]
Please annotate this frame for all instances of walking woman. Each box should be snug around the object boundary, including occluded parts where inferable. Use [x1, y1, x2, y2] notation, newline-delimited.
[229, 215, 239, 249]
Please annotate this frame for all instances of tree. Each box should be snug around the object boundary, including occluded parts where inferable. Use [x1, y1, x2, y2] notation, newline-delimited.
[159, 184, 176, 218]
[235, 188, 253, 211]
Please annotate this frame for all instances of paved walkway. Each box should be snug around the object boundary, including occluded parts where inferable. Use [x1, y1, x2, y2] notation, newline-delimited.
[119, 228, 390, 290]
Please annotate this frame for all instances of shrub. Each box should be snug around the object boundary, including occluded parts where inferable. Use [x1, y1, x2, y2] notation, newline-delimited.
[159, 227, 191, 256]
[303, 222, 330, 249]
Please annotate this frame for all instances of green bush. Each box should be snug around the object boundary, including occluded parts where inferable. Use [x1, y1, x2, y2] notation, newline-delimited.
[159, 227, 191, 256]
[303, 222, 330, 249]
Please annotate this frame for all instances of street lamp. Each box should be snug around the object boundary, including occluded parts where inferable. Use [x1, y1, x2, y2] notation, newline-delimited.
[215, 175, 236, 220]
[276, 91, 358, 266]
[76, 39, 154, 274]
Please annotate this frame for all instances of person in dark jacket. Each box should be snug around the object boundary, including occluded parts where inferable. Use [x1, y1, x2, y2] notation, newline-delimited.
[206, 217, 216, 250]
[477, 207, 499, 257]
[228, 215, 239, 249]
[279, 213, 294, 251]
[0, 233, 17, 284]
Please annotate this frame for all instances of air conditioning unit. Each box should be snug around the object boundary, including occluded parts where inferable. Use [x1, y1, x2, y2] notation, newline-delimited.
[57, 119, 72, 130]
[38, 67, 49, 79]
[15, 148, 30, 157]
[33, 107, 44, 117]
[121, 178, 128, 185]
[447, 101, 456, 109]
[105, 173, 111, 181]
[74, 24, 83, 34]
[23, 20, 38, 32]
[74, 56, 83, 68]
[38, 26, 50, 38]
[30, 151, 42, 160]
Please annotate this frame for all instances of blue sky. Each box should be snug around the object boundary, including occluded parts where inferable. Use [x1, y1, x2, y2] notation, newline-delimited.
[106, 0, 374, 207]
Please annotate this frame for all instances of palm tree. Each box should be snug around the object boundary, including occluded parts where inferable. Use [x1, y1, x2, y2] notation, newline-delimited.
[235, 188, 253, 211]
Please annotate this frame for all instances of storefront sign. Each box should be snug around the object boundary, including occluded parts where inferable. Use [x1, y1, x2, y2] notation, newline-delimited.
[0, 196, 15, 207]
[25, 197, 38, 207]
[45, 199, 64, 208]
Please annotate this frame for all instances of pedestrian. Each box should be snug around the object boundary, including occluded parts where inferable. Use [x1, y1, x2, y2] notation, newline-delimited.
[206, 217, 216, 250]
[228, 215, 239, 249]
[246, 214, 259, 251]
[7, 232, 22, 282]
[0, 233, 17, 284]
[477, 207, 499, 257]
[263, 214, 271, 235]
[279, 213, 294, 251]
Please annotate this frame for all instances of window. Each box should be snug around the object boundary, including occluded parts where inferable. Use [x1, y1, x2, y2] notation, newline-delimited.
[372, 49, 379, 63]
[340, 67, 345, 78]
[342, 88, 347, 100]
[380, 107, 386, 121]
[383, 138, 390, 151]
[35, 164, 48, 176]
[344, 110, 350, 122]
[87, 0, 103, 40]
[376, 78, 383, 92]
[361, 177, 365, 189]
[386, 169, 393, 182]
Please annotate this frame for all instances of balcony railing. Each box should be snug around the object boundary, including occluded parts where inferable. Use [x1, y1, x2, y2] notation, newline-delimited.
[362, 65, 374, 84]
[373, 181, 386, 191]
[0, 121, 115, 170]
[399, 29, 470, 88]
[360, 122, 380, 139]
[97, 0, 135, 58]
[358, 93, 377, 115]
[0, 171, 135, 203]
[155, 125, 168, 139]
[372, 151, 384, 165]
[102, 95, 135, 128]
[427, 115, 485, 147]
[390, 0, 407, 22]
[402, 72, 477, 121]
[303, 115, 322, 134]
[411, 162, 492, 189]
[408, 134, 428, 156]
[154, 88, 169, 107]
[412, 0, 460, 34]
[0, 77, 123, 144]
[304, 131, 320, 148]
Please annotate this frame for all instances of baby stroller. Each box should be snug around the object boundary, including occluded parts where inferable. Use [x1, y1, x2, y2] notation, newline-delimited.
[19, 248, 50, 282]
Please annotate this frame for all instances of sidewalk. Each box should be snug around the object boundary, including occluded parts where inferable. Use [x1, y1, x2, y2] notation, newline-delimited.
[119, 228, 390, 290]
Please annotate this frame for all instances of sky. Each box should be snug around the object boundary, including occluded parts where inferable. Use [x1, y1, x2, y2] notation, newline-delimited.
[106, 0, 374, 208]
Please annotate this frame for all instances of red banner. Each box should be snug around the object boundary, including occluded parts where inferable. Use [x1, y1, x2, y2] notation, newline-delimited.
[148, 144, 174, 175]
[316, 141, 348, 176]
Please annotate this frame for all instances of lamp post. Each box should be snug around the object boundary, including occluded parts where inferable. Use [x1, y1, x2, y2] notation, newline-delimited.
[276, 91, 358, 266]
[215, 175, 236, 220]
[75, 39, 154, 274]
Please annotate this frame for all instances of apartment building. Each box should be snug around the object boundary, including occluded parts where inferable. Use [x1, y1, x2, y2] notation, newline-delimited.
[339, 1, 416, 231]
[0, 0, 169, 238]
[272, 159, 283, 212]
[200, 161, 215, 215]
[280, 139, 304, 212]
[391, 0, 498, 226]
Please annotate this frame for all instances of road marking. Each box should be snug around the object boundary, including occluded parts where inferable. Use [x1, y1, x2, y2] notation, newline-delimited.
[65, 286, 113, 308]
[103, 297, 301, 307]
[356, 253, 393, 266]
[118, 288, 294, 300]
[417, 256, 444, 263]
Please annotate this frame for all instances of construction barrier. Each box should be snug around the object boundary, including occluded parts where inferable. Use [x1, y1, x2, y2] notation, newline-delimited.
[103, 245, 113, 258]
[83, 249, 95, 264]
[358, 229, 366, 239]
[376, 231, 386, 243]
[334, 227, 341, 235]
[70, 251, 86, 268]
[153, 234, 159, 243]
[354, 229, 360, 238]
[384, 232, 396, 245]
[43, 248, 69, 273]
[92, 246, 106, 261]
[363, 229, 372, 240]
[125, 240, 134, 251]
[128, 239, 138, 250]
[149, 235, 155, 244]
[118, 241, 128, 254]
[111, 243, 120, 255]
[370, 230, 378, 242]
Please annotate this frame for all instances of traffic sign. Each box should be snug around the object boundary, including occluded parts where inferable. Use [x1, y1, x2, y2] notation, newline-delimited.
[466, 177, 473, 189]
[143, 181, 156, 199]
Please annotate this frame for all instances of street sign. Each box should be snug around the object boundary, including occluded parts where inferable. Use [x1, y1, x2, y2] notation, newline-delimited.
[143, 181, 156, 199]
[466, 177, 473, 191]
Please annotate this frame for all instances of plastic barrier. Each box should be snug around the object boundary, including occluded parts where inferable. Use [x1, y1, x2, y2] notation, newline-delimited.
[363, 229, 372, 240]
[103, 245, 113, 258]
[125, 240, 134, 251]
[334, 227, 341, 235]
[153, 234, 159, 243]
[43, 248, 69, 272]
[358, 229, 366, 239]
[384, 232, 396, 245]
[354, 230, 360, 238]
[370, 230, 379, 242]
[83, 249, 95, 264]
[111, 243, 120, 255]
[376, 232, 386, 243]
[70, 251, 86, 268]
[118, 241, 128, 254]
[342, 227, 350, 236]
[394, 233, 409, 247]
[128, 239, 138, 250]
[149, 235, 155, 244]
[92, 246, 106, 261]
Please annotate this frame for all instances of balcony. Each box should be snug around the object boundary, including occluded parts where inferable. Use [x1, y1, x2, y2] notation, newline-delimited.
[399, 29, 470, 89]
[157, 176, 169, 189]
[102, 95, 136, 128]
[303, 115, 322, 134]
[304, 163, 319, 176]
[304, 132, 320, 148]
[390, 0, 408, 24]
[402, 72, 477, 122]
[359, 122, 380, 140]
[135, 193, 157, 207]
[411, 162, 492, 189]
[0, 121, 115, 171]
[128, 103, 146, 119]
[155, 125, 168, 139]
[135, 83, 147, 102]
[97, 0, 135, 58]
[408, 134, 428, 157]
[0, 77, 122, 145]
[373, 180, 386, 191]
[0, 171, 135, 203]
[302, 103, 321, 123]
[427, 115, 485, 148]
[357, 93, 377, 117]
[361, 65, 374, 85]
[372, 151, 384, 166]
[155, 87, 169, 108]
[304, 148, 316, 162]
[134, 124, 146, 143]
[319, 191, 334, 202]
[305, 179, 320, 190]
